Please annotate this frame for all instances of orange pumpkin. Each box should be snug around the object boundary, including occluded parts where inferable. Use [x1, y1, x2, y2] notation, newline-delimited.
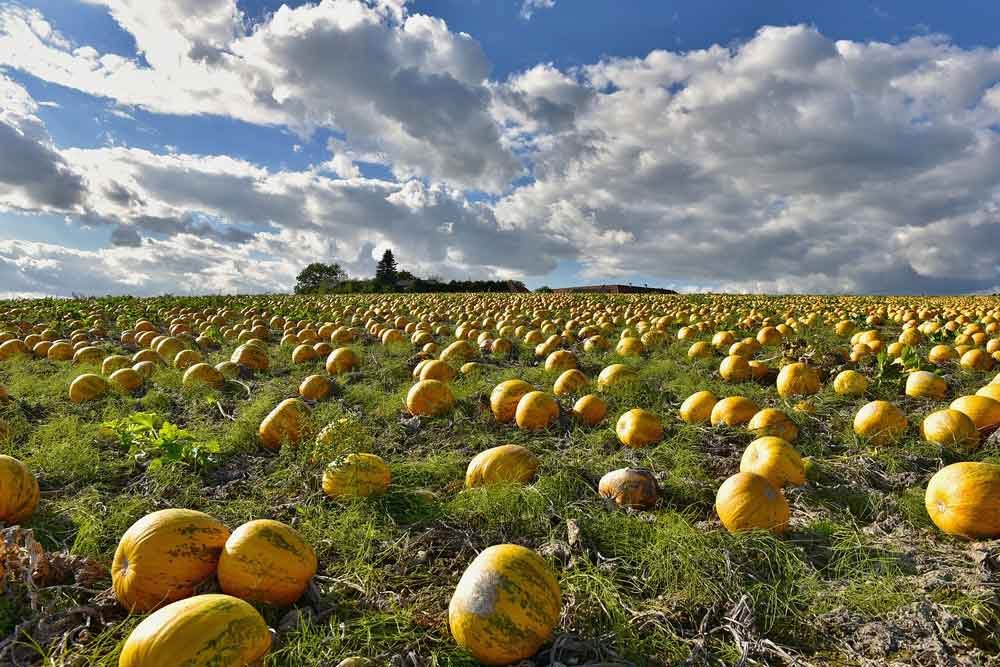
[218, 519, 317, 606]
[925, 462, 1000, 538]
[406, 379, 455, 417]
[465, 444, 540, 488]
[598, 468, 658, 509]
[0, 455, 39, 524]
[615, 408, 663, 448]
[739, 437, 805, 488]
[715, 472, 789, 534]
[514, 391, 559, 431]
[259, 398, 311, 450]
[322, 453, 391, 499]
[490, 379, 533, 423]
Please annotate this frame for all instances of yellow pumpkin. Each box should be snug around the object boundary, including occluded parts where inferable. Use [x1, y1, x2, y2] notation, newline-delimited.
[615, 408, 663, 448]
[904, 370, 947, 400]
[571, 394, 607, 425]
[739, 437, 805, 488]
[101, 354, 132, 375]
[974, 383, 1000, 403]
[960, 348, 994, 371]
[949, 395, 1000, 432]
[544, 349, 577, 372]
[687, 341, 713, 359]
[746, 408, 798, 442]
[710, 396, 759, 427]
[218, 519, 317, 606]
[326, 347, 360, 374]
[715, 472, 789, 534]
[0, 338, 29, 360]
[118, 594, 271, 667]
[775, 362, 820, 398]
[172, 349, 203, 370]
[490, 379, 534, 423]
[231, 343, 269, 371]
[181, 363, 225, 390]
[928, 344, 956, 365]
[598, 468, 658, 509]
[465, 444, 540, 488]
[679, 390, 717, 424]
[419, 359, 457, 383]
[406, 379, 455, 417]
[719, 354, 751, 382]
[0, 455, 39, 524]
[552, 369, 588, 396]
[291, 343, 318, 364]
[299, 374, 333, 401]
[514, 391, 559, 431]
[259, 398, 311, 450]
[112, 508, 230, 612]
[596, 363, 637, 389]
[921, 409, 979, 450]
[322, 453, 391, 499]
[832, 369, 868, 396]
[615, 337, 644, 357]
[925, 462, 1000, 538]
[68, 373, 109, 403]
[853, 400, 908, 445]
[109, 368, 143, 393]
[449, 544, 561, 665]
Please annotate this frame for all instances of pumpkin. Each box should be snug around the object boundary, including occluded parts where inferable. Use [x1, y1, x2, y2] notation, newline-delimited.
[465, 444, 540, 487]
[615, 337, 644, 357]
[231, 343, 270, 371]
[679, 390, 717, 424]
[118, 594, 271, 667]
[715, 472, 789, 534]
[719, 355, 751, 382]
[544, 349, 577, 372]
[215, 361, 240, 379]
[928, 344, 956, 365]
[73, 346, 103, 365]
[419, 359, 457, 383]
[615, 408, 663, 448]
[181, 363, 225, 390]
[775, 362, 820, 398]
[101, 355, 132, 375]
[0, 338, 29, 360]
[440, 339, 476, 363]
[112, 508, 230, 612]
[904, 370, 947, 400]
[746, 408, 798, 442]
[688, 341, 713, 359]
[853, 400, 908, 445]
[132, 349, 163, 365]
[0, 455, 39, 524]
[218, 519, 317, 606]
[133, 361, 156, 379]
[975, 383, 1000, 403]
[739, 437, 805, 488]
[949, 395, 1000, 432]
[710, 396, 759, 427]
[925, 462, 1000, 538]
[68, 373, 109, 403]
[299, 374, 333, 401]
[596, 364, 637, 389]
[109, 368, 143, 393]
[259, 398, 310, 450]
[960, 348, 993, 371]
[47, 340, 74, 361]
[322, 453, 391, 499]
[324, 347, 358, 375]
[172, 349, 203, 370]
[291, 344, 319, 364]
[449, 544, 561, 665]
[598, 468, 658, 509]
[514, 391, 559, 431]
[832, 370, 868, 396]
[490, 380, 533, 423]
[553, 369, 588, 396]
[921, 409, 979, 450]
[571, 394, 607, 425]
[406, 379, 455, 417]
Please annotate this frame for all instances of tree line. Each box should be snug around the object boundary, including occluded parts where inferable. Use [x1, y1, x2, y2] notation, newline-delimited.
[294, 250, 528, 294]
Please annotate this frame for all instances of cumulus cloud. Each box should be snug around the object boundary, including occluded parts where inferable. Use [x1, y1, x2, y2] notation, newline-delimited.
[520, 0, 556, 20]
[0, 1, 519, 190]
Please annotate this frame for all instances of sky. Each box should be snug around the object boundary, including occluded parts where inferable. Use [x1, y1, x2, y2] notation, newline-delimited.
[2, 1, 1000, 297]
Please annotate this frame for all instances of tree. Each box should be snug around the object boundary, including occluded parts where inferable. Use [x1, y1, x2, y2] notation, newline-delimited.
[375, 249, 399, 286]
[294, 263, 347, 294]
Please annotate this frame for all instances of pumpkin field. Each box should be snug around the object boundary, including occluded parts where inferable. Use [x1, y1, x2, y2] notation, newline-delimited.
[3, 292, 1000, 666]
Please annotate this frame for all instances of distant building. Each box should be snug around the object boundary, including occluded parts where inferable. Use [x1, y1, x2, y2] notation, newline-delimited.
[553, 284, 678, 294]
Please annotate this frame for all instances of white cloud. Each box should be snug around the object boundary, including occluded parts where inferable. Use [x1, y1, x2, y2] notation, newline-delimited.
[520, 0, 555, 20]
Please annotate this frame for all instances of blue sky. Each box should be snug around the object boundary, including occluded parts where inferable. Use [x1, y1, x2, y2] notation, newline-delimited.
[1, 0, 1000, 295]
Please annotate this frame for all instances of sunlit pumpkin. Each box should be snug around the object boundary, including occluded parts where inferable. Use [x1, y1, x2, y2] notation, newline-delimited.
[553, 369, 588, 396]
[739, 437, 805, 488]
[299, 374, 333, 401]
[231, 343, 269, 371]
[853, 400, 908, 445]
[465, 444, 540, 488]
[68, 373, 109, 403]
[0, 454, 39, 524]
[322, 453, 391, 499]
[679, 390, 717, 424]
[719, 354, 751, 382]
[775, 362, 820, 398]
[515, 391, 559, 431]
[112, 508, 230, 612]
[406, 379, 455, 417]
[598, 468, 658, 509]
[449, 544, 561, 665]
[572, 394, 607, 425]
[746, 408, 798, 442]
[490, 379, 533, 423]
[715, 472, 789, 534]
[259, 398, 311, 450]
[544, 349, 577, 372]
[109, 367, 143, 393]
[118, 594, 271, 667]
[925, 462, 1000, 538]
[615, 408, 663, 448]
[326, 347, 360, 374]
[904, 370, 947, 400]
[960, 348, 994, 371]
[419, 359, 457, 383]
[921, 409, 979, 450]
[710, 396, 759, 427]
[596, 363, 637, 389]
[181, 362, 225, 390]
[218, 519, 317, 606]
[832, 369, 868, 396]
[949, 395, 1000, 433]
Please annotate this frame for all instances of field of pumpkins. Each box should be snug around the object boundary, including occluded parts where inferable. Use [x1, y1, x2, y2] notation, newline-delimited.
[2, 293, 1000, 665]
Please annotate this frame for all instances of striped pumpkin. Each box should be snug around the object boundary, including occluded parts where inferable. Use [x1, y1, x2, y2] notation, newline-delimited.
[218, 520, 317, 606]
[112, 509, 230, 612]
[449, 544, 561, 665]
[118, 594, 271, 667]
